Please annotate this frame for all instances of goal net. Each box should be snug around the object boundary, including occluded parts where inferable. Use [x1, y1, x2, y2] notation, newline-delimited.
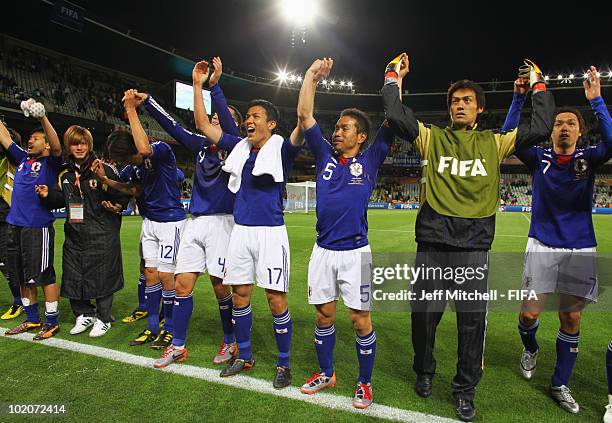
[285, 181, 316, 213]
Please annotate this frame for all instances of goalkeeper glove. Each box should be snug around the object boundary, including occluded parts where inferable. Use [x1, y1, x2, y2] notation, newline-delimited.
[519, 59, 546, 92]
[20, 98, 46, 119]
[384, 54, 404, 84]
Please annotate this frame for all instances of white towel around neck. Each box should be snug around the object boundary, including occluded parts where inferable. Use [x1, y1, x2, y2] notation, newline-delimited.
[222, 134, 285, 194]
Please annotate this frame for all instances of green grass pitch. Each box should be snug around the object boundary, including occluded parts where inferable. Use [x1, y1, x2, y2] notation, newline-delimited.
[0, 211, 610, 422]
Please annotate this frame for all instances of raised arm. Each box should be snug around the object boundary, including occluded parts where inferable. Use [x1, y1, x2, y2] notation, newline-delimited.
[289, 124, 304, 147]
[298, 58, 333, 131]
[381, 53, 420, 142]
[208, 57, 241, 138]
[143, 93, 206, 153]
[585, 66, 612, 144]
[39, 115, 62, 157]
[193, 61, 223, 144]
[0, 119, 13, 151]
[123, 89, 152, 156]
[501, 77, 529, 132]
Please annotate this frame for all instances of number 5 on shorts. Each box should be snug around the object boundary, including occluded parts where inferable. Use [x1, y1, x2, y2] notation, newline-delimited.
[360, 284, 370, 303]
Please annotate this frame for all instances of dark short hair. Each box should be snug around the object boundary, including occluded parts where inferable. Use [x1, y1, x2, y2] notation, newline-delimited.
[555, 107, 587, 135]
[106, 129, 137, 163]
[247, 99, 280, 123]
[340, 108, 371, 142]
[228, 105, 243, 128]
[447, 80, 486, 110]
[29, 127, 47, 143]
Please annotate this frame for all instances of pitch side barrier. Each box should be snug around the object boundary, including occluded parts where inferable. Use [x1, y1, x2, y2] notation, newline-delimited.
[50, 201, 612, 218]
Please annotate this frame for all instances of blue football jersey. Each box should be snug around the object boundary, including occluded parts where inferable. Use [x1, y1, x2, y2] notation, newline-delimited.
[136, 141, 186, 222]
[516, 144, 611, 248]
[218, 135, 302, 226]
[6, 144, 63, 228]
[505, 95, 612, 248]
[304, 122, 393, 250]
[144, 95, 240, 216]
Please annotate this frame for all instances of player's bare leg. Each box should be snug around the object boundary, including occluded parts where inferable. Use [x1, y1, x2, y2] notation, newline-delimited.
[550, 294, 585, 414]
[349, 308, 375, 409]
[301, 301, 337, 394]
[518, 294, 548, 380]
[211, 275, 236, 364]
[265, 289, 292, 388]
[220, 284, 254, 377]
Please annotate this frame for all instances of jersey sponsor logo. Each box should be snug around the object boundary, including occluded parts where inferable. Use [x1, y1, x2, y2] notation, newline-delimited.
[436, 156, 487, 177]
[89, 179, 98, 189]
[31, 162, 42, 172]
[359, 348, 373, 355]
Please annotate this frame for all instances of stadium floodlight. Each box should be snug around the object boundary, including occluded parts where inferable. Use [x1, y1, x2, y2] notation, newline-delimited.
[330, 80, 336, 86]
[297, 75, 303, 82]
[557, 74, 563, 80]
[277, 69, 288, 82]
[568, 74, 575, 79]
[544, 75, 549, 81]
[340, 81, 345, 86]
[322, 79, 327, 85]
[583, 72, 589, 79]
[596, 71, 601, 77]
[280, 0, 318, 23]
[289, 74, 297, 82]
[347, 81, 353, 88]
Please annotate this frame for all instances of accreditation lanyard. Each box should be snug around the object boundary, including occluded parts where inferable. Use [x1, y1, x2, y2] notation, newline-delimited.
[68, 171, 84, 223]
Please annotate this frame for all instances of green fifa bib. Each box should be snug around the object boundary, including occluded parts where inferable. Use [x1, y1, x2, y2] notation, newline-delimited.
[0, 155, 14, 206]
[424, 126, 500, 218]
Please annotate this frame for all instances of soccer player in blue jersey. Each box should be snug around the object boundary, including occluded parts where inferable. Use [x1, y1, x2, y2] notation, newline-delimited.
[105, 90, 187, 350]
[135, 58, 244, 368]
[118, 163, 186, 326]
[1, 99, 63, 340]
[296, 58, 393, 409]
[502, 66, 612, 414]
[192, 60, 303, 388]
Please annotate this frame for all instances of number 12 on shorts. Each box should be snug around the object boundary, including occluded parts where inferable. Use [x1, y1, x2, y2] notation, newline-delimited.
[267, 268, 283, 285]
[160, 245, 174, 260]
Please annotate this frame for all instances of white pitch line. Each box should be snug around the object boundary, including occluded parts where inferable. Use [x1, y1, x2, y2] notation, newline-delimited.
[520, 213, 531, 224]
[0, 327, 460, 423]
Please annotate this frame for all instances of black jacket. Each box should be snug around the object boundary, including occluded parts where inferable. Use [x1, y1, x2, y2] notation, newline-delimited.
[45, 154, 130, 299]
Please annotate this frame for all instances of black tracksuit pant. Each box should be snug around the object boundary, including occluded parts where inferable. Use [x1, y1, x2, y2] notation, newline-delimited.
[410, 242, 488, 401]
[70, 294, 113, 323]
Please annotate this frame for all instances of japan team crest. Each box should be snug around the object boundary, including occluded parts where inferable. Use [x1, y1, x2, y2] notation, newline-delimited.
[349, 162, 363, 177]
[574, 158, 588, 179]
[574, 158, 588, 173]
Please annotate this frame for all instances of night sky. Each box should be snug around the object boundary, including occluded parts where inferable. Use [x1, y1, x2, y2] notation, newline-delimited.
[4, 0, 611, 93]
